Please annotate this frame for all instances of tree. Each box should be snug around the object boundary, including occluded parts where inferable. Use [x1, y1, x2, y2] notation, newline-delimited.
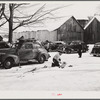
[2, 3, 70, 43]
[0, 4, 7, 27]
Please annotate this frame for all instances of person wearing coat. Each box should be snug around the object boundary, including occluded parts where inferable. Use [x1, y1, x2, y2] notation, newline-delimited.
[52, 50, 63, 68]
[77, 43, 82, 58]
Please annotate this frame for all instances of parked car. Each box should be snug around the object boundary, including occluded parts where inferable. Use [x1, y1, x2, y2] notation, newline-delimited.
[91, 42, 100, 56]
[0, 39, 50, 69]
[65, 40, 89, 53]
[0, 41, 10, 49]
[49, 41, 66, 52]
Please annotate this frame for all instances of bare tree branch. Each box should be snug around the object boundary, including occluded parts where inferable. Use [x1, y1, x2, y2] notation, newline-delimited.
[1, 3, 72, 42]
[13, 4, 71, 31]
[13, 3, 29, 9]
[0, 20, 7, 27]
[0, 4, 5, 19]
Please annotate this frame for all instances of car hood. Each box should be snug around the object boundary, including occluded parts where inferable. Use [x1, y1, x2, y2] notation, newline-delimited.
[0, 48, 16, 55]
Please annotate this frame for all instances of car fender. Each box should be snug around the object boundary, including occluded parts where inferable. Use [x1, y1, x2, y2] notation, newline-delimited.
[1, 54, 20, 65]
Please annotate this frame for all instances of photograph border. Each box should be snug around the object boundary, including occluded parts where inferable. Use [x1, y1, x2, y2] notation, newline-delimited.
[0, 0, 100, 99]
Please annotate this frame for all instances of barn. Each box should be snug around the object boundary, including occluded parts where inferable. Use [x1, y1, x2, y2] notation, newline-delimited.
[84, 17, 100, 44]
[57, 16, 84, 42]
[77, 19, 88, 28]
[13, 16, 84, 43]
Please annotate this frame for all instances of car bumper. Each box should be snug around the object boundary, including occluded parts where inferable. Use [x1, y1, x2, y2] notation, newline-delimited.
[45, 54, 51, 61]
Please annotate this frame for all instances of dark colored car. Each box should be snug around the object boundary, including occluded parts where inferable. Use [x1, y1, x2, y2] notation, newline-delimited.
[65, 40, 89, 53]
[0, 41, 10, 49]
[91, 42, 100, 56]
[49, 41, 66, 52]
[0, 39, 50, 69]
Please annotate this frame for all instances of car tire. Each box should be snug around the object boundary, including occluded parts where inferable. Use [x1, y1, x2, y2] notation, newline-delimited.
[3, 58, 14, 69]
[93, 55, 96, 57]
[83, 49, 86, 52]
[66, 49, 71, 54]
[38, 54, 45, 64]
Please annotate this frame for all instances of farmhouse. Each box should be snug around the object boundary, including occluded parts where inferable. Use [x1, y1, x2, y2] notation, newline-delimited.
[84, 16, 100, 44]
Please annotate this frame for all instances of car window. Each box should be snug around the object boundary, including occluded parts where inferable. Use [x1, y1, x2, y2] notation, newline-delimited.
[25, 43, 33, 49]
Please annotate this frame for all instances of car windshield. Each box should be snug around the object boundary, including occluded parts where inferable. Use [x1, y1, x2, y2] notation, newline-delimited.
[54, 41, 66, 45]
[70, 42, 79, 45]
[94, 43, 100, 47]
[70, 41, 83, 45]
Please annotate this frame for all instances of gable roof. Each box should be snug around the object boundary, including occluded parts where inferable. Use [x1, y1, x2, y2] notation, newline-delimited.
[42, 15, 72, 31]
[84, 16, 100, 30]
[46, 15, 84, 31]
[15, 15, 84, 32]
[72, 16, 84, 31]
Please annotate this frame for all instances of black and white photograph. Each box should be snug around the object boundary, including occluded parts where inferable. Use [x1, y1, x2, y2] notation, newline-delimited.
[0, 1, 100, 99]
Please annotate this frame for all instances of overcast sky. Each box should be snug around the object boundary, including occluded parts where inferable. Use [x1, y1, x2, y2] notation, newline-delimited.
[1, 1, 100, 33]
[44, 1, 100, 18]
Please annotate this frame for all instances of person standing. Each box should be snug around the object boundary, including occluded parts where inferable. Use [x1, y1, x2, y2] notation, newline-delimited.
[77, 43, 82, 58]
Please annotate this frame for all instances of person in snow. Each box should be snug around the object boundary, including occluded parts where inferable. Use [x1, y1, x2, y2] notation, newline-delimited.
[77, 43, 82, 58]
[17, 36, 25, 49]
[52, 50, 63, 68]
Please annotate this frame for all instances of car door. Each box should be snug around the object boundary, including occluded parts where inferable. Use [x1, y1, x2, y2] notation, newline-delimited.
[18, 42, 34, 61]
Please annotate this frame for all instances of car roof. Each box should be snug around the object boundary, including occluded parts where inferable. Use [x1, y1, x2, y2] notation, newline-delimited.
[0, 41, 8, 44]
[95, 42, 100, 45]
[53, 41, 66, 44]
[71, 40, 84, 43]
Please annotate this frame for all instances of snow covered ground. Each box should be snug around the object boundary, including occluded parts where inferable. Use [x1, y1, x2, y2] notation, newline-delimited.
[0, 45, 100, 98]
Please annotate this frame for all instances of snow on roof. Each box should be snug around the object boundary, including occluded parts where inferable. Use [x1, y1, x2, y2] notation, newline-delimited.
[84, 16, 100, 30]
[95, 16, 100, 22]
[76, 17, 88, 20]
[45, 15, 72, 31]
[84, 17, 95, 29]
[15, 15, 72, 32]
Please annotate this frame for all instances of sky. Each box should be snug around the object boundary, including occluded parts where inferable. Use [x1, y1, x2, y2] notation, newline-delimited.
[0, 1, 100, 33]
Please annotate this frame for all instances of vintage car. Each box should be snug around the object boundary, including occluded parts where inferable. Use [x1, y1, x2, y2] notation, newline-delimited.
[0, 41, 10, 49]
[49, 41, 66, 52]
[0, 39, 50, 69]
[65, 40, 89, 53]
[91, 42, 100, 56]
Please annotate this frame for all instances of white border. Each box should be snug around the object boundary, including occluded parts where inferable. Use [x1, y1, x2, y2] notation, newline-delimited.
[0, 1, 100, 99]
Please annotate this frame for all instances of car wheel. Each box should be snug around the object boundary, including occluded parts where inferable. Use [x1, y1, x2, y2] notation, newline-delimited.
[66, 49, 71, 54]
[93, 54, 96, 57]
[38, 54, 45, 64]
[83, 49, 86, 52]
[3, 58, 14, 69]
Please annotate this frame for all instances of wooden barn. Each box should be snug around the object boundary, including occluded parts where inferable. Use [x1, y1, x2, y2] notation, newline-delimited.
[57, 16, 84, 42]
[13, 16, 84, 43]
[77, 19, 88, 28]
[84, 17, 100, 44]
